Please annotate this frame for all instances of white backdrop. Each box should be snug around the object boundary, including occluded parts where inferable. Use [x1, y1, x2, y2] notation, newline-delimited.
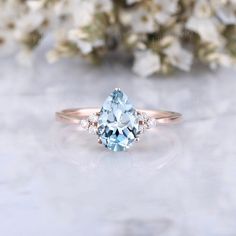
[0, 48, 236, 236]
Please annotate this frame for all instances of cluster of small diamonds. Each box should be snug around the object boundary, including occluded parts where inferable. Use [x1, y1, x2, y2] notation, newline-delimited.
[80, 113, 99, 135]
[137, 112, 157, 133]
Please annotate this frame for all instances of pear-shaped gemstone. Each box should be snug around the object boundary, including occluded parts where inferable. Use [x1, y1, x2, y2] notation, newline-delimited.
[97, 89, 140, 151]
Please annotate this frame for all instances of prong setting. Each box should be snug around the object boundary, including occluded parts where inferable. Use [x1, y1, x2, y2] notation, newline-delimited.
[98, 138, 102, 144]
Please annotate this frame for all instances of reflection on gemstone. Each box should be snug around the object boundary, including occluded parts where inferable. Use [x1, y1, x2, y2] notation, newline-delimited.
[98, 89, 140, 152]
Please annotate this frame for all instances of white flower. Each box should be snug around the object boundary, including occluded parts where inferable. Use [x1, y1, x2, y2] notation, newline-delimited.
[68, 29, 104, 54]
[95, 0, 113, 13]
[13, 10, 46, 43]
[208, 52, 234, 69]
[26, 1, 44, 10]
[154, 0, 178, 24]
[186, 0, 223, 45]
[164, 41, 193, 71]
[212, 0, 236, 25]
[71, 0, 95, 27]
[120, 8, 156, 33]
[78, 39, 104, 54]
[216, 8, 236, 25]
[133, 50, 160, 77]
[16, 11, 45, 34]
[186, 17, 223, 45]
[70, 0, 112, 27]
[54, 0, 72, 16]
[76, 40, 93, 54]
[193, 0, 212, 18]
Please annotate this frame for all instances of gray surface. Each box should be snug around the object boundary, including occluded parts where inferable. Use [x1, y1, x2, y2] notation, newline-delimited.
[0, 50, 236, 236]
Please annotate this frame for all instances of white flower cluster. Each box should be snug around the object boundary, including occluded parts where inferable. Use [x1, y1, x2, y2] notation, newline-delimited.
[0, 0, 235, 76]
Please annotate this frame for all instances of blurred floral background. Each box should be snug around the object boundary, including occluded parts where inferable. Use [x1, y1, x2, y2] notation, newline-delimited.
[0, 0, 236, 77]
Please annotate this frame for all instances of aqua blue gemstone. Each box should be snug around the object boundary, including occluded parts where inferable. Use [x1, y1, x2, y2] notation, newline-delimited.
[98, 89, 140, 152]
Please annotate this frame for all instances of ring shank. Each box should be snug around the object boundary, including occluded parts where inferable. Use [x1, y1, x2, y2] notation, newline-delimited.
[56, 108, 182, 124]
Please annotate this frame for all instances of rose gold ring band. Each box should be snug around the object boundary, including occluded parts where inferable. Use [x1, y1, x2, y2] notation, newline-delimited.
[56, 108, 182, 125]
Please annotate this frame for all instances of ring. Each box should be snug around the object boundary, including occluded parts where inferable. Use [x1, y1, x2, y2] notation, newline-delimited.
[56, 88, 182, 152]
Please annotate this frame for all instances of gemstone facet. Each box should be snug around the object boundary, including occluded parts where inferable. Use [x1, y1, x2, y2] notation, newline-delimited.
[97, 89, 140, 152]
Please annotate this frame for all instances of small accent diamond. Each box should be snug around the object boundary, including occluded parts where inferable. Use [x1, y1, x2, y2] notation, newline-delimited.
[147, 117, 157, 128]
[88, 114, 99, 123]
[80, 119, 89, 129]
[88, 125, 97, 135]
